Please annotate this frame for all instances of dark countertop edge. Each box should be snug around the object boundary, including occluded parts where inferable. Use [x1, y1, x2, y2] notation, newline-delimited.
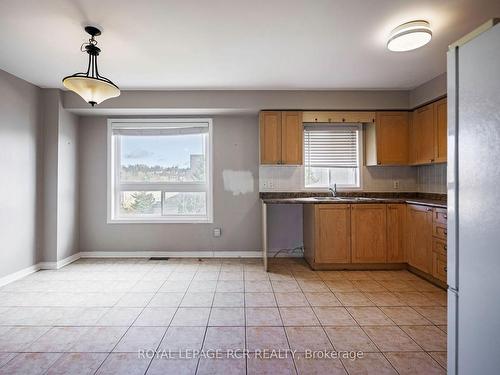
[261, 196, 447, 208]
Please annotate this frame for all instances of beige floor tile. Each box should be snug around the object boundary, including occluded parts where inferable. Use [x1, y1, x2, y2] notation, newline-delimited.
[219, 271, 244, 281]
[197, 357, 246, 375]
[115, 293, 154, 307]
[216, 280, 244, 293]
[247, 356, 297, 375]
[336, 292, 374, 306]
[385, 352, 445, 375]
[147, 293, 184, 308]
[113, 327, 165, 353]
[364, 292, 407, 307]
[286, 326, 333, 351]
[275, 292, 309, 307]
[146, 356, 198, 375]
[363, 326, 421, 352]
[378, 280, 416, 292]
[0, 326, 51, 352]
[352, 280, 387, 292]
[213, 293, 244, 307]
[429, 351, 447, 369]
[313, 307, 357, 326]
[245, 280, 273, 293]
[294, 353, 347, 375]
[422, 291, 447, 306]
[208, 307, 245, 326]
[193, 271, 220, 281]
[393, 292, 435, 307]
[245, 293, 276, 307]
[341, 352, 397, 375]
[271, 280, 301, 293]
[158, 326, 206, 351]
[245, 271, 270, 281]
[180, 293, 214, 307]
[279, 307, 320, 326]
[325, 280, 358, 292]
[203, 326, 245, 350]
[293, 271, 321, 280]
[342, 271, 373, 281]
[95, 353, 152, 375]
[246, 308, 282, 326]
[170, 308, 210, 326]
[96, 307, 143, 326]
[297, 280, 330, 293]
[380, 307, 431, 325]
[347, 307, 394, 326]
[401, 325, 447, 351]
[246, 326, 289, 351]
[133, 307, 176, 326]
[160, 280, 191, 293]
[46, 353, 107, 375]
[0, 353, 16, 367]
[406, 279, 441, 292]
[27, 327, 88, 352]
[413, 307, 447, 325]
[0, 353, 62, 375]
[70, 327, 128, 352]
[304, 292, 341, 306]
[316, 271, 345, 281]
[437, 325, 447, 333]
[325, 326, 379, 352]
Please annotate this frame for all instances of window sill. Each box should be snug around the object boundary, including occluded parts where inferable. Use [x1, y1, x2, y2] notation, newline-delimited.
[107, 217, 213, 224]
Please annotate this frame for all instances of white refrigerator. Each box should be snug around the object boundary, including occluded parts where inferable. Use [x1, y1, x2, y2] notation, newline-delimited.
[447, 19, 500, 375]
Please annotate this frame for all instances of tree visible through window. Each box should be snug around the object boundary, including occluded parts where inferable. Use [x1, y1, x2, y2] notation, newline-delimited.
[108, 119, 213, 223]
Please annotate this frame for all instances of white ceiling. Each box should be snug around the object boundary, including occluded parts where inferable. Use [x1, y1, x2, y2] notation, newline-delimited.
[0, 0, 498, 90]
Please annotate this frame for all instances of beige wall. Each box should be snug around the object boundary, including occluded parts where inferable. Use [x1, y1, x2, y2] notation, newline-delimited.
[78, 115, 261, 253]
[0, 70, 42, 278]
[409, 73, 447, 108]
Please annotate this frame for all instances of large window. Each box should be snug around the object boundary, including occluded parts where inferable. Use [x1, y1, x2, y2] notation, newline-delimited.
[304, 124, 362, 189]
[108, 119, 213, 223]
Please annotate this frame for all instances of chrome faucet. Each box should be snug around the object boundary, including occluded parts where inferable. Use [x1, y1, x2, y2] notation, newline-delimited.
[329, 183, 337, 197]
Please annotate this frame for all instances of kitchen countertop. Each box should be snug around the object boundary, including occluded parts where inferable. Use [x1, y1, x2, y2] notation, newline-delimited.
[260, 192, 447, 208]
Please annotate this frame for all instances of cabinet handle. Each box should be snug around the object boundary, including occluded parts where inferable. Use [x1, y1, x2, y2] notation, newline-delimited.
[444, 245, 447, 251]
[443, 214, 447, 219]
[377, 161, 381, 165]
[444, 230, 448, 235]
[328, 118, 332, 122]
[342, 118, 346, 122]
[314, 118, 318, 122]
[444, 266, 447, 272]
[431, 159, 435, 162]
[426, 208, 432, 212]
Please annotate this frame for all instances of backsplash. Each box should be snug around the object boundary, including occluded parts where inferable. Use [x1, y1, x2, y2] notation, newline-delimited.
[417, 163, 447, 193]
[259, 165, 418, 192]
[260, 163, 447, 193]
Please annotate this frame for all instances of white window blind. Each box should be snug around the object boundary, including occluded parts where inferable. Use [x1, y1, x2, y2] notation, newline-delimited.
[304, 125, 359, 168]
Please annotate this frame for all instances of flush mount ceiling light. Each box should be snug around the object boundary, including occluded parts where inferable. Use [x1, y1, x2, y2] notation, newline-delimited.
[62, 26, 120, 106]
[387, 20, 432, 52]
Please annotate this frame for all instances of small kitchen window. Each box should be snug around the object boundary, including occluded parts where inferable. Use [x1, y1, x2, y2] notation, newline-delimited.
[304, 124, 362, 189]
[107, 119, 213, 223]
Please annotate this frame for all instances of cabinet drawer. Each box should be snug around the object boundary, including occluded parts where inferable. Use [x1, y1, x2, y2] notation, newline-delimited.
[433, 208, 447, 225]
[432, 251, 447, 282]
[433, 238, 447, 255]
[433, 224, 447, 240]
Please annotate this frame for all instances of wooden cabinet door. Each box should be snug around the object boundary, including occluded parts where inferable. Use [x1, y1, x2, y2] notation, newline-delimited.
[375, 112, 409, 165]
[387, 204, 406, 263]
[351, 204, 387, 263]
[414, 103, 435, 164]
[281, 111, 303, 164]
[434, 98, 447, 163]
[407, 204, 433, 273]
[259, 111, 281, 164]
[315, 204, 351, 263]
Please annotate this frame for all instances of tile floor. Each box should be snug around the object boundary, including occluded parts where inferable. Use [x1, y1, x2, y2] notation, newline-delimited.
[0, 258, 447, 374]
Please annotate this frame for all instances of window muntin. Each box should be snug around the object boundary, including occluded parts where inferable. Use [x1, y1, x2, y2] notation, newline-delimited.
[304, 125, 361, 189]
[108, 119, 212, 223]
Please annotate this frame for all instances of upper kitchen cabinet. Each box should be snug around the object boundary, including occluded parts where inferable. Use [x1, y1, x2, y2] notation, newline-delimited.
[259, 111, 303, 164]
[410, 98, 447, 165]
[365, 111, 409, 166]
[434, 98, 447, 163]
[302, 111, 375, 123]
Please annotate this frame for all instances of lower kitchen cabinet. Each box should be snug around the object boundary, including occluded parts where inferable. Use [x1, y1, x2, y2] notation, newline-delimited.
[303, 204, 351, 265]
[387, 204, 406, 262]
[351, 204, 387, 263]
[407, 204, 433, 273]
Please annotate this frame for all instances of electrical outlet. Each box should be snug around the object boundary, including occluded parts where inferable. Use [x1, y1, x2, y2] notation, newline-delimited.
[213, 228, 222, 237]
[393, 180, 400, 189]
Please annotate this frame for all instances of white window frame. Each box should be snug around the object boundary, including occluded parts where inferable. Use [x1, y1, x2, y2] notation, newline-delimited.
[303, 124, 364, 191]
[107, 118, 213, 224]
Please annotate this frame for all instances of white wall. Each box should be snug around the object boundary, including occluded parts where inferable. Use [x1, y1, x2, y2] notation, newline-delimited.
[78, 115, 261, 253]
[0, 70, 42, 278]
[409, 72, 446, 108]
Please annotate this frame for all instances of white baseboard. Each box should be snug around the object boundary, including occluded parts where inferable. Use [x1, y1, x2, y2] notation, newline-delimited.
[0, 264, 40, 288]
[38, 253, 82, 270]
[79, 251, 263, 258]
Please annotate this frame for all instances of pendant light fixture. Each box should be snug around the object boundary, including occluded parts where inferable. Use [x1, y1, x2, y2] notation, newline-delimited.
[387, 20, 432, 52]
[63, 26, 120, 106]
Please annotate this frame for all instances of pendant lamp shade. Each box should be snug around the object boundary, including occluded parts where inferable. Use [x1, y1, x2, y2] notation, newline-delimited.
[62, 26, 120, 106]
